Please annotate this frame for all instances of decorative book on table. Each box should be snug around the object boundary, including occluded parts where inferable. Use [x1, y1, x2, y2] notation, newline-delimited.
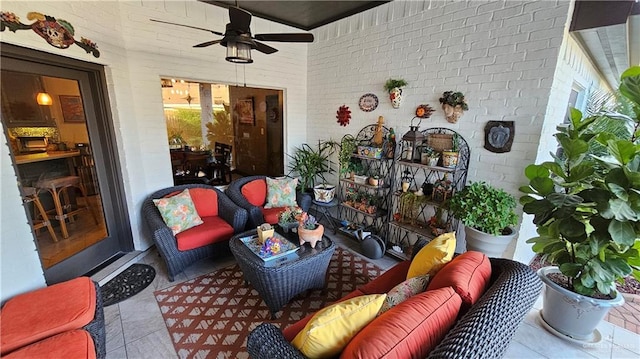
[240, 232, 299, 262]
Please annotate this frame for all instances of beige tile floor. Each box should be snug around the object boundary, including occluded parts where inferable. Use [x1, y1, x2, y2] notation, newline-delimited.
[97, 230, 640, 359]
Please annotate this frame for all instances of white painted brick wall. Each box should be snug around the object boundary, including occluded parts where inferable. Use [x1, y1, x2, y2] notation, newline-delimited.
[307, 0, 572, 261]
[1, 0, 307, 298]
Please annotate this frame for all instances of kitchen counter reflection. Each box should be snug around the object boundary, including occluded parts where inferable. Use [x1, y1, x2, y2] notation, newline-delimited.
[15, 150, 81, 164]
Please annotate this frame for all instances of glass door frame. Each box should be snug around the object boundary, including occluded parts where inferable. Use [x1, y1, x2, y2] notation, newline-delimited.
[1, 43, 133, 284]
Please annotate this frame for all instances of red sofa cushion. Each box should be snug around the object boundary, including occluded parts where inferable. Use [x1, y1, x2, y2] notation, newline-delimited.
[3, 330, 96, 359]
[0, 277, 96, 355]
[427, 251, 491, 309]
[262, 207, 283, 224]
[359, 261, 411, 295]
[175, 216, 234, 251]
[241, 179, 267, 207]
[341, 287, 462, 359]
[188, 188, 219, 217]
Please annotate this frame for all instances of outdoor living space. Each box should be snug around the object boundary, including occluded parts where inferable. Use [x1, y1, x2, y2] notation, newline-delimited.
[97, 230, 640, 359]
[2, 0, 640, 358]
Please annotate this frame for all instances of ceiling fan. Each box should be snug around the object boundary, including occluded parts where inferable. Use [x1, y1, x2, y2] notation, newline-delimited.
[151, 6, 314, 64]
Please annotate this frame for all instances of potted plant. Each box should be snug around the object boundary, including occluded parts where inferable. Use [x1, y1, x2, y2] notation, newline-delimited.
[439, 91, 468, 123]
[338, 134, 358, 178]
[519, 66, 640, 341]
[367, 168, 380, 187]
[297, 212, 324, 248]
[277, 206, 303, 232]
[287, 141, 335, 202]
[448, 181, 518, 257]
[384, 78, 408, 109]
[441, 133, 460, 168]
[421, 146, 439, 166]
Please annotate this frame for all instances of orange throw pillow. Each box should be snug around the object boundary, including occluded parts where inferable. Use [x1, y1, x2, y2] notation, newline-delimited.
[426, 251, 491, 309]
[341, 287, 462, 359]
[241, 179, 267, 206]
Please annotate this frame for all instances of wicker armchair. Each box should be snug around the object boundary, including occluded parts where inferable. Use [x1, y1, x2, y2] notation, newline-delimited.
[225, 175, 312, 229]
[142, 184, 248, 281]
[247, 257, 542, 359]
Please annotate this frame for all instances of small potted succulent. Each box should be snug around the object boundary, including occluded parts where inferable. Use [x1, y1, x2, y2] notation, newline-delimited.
[277, 206, 303, 232]
[441, 133, 460, 168]
[439, 91, 468, 123]
[421, 146, 439, 166]
[384, 78, 408, 109]
[297, 212, 324, 248]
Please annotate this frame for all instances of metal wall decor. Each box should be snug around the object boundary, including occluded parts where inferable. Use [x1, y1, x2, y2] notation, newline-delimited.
[1, 11, 100, 57]
[336, 105, 351, 126]
[484, 121, 514, 153]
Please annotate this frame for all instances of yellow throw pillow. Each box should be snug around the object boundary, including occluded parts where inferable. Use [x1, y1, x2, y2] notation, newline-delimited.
[291, 294, 386, 358]
[406, 232, 456, 280]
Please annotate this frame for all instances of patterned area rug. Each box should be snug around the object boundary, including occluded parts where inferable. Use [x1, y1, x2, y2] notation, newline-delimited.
[102, 263, 156, 307]
[154, 247, 383, 358]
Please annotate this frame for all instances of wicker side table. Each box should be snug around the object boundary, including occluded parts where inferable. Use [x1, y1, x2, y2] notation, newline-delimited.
[229, 228, 335, 318]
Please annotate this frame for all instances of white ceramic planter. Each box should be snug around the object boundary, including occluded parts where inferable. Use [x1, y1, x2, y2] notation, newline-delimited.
[313, 184, 335, 203]
[537, 266, 625, 341]
[464, 226, 515, 257]
[389, 87, 402, 108]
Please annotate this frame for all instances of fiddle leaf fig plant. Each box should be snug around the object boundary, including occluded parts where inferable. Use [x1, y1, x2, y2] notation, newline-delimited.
[520, 66, 640, 297]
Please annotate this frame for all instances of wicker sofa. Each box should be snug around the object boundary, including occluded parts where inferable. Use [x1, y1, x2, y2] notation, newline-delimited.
[142, 184, 248, 281]
[247, 256, 542, 359]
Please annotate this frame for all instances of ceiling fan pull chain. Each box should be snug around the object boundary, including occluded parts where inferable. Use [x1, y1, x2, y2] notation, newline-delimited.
[243, 66, 246, 87]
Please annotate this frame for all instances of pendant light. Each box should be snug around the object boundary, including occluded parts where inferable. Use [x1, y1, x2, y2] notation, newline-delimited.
[36, 92, 53, 106]
[36, 76, 52, 106]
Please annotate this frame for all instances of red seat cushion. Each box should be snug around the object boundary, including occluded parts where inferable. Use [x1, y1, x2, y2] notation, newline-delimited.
[359, 261, 411, 295]
[426, 251, 491, 309]
[282, 289, 367, 342]
[175, 216, 234, 251]
[3, 330, 96, 359]
[341, 287, 462, 359]
[187, 188, 219, 217]
[262, 207, 284, 224]
[241, 179, 267, 206]
[0, 277, 96, 355]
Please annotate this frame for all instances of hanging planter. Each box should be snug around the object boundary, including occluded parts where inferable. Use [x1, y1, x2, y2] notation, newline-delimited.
[384, 78, 408, 109]
[439, 91, 468, 123]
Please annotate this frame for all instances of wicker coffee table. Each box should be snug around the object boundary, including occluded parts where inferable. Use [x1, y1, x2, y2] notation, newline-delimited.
[229, 226, 335, 318]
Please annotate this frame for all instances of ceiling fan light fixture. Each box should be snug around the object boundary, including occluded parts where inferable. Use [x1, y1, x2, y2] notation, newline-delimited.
[226, 40, 253, 64]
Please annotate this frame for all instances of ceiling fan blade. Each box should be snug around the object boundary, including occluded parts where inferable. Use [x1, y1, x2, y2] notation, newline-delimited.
[229, 6, 252, 32]
[254, 33, 314, 43]
[150, 19, 224, 36]
[193, 40, 223, 48]
[254, 41, 278, 55]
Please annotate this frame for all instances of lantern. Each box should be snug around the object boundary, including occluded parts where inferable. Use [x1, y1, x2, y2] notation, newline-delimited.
[401, 117, 424, 162]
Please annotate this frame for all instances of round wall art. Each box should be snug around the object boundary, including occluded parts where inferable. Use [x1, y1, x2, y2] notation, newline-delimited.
[358, 93, 379, 112]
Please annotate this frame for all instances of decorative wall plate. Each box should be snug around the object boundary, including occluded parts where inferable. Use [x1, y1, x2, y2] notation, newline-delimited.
[358, 93, 378, 112]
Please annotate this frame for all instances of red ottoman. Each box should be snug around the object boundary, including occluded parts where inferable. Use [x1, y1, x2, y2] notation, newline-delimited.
[3, 330, 96, 359]
[0, 277, 105, 358]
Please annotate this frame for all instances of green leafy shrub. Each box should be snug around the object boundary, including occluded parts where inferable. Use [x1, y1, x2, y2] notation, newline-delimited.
[448, 181, 518, 236]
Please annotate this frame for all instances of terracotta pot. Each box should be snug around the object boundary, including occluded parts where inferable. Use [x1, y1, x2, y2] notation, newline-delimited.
[298, 224, 324, 248]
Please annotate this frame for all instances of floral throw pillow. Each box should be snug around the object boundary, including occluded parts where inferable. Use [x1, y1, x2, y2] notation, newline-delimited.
[264, 177, 298, 208]
[153, 189, 203, 235]
[378, 274, 430, 315]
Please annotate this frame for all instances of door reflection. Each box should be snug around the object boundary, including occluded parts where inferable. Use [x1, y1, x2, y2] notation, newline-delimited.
[2, 72, 108, 268]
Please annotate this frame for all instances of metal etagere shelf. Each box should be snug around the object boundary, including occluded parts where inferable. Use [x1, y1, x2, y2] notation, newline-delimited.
[336, 124, 395, 239]
[386, 127, 470, 260]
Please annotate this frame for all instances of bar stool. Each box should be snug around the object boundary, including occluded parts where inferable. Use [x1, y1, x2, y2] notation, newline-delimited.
[35, 176, 98, 239]
[21, 186, 58, 242]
